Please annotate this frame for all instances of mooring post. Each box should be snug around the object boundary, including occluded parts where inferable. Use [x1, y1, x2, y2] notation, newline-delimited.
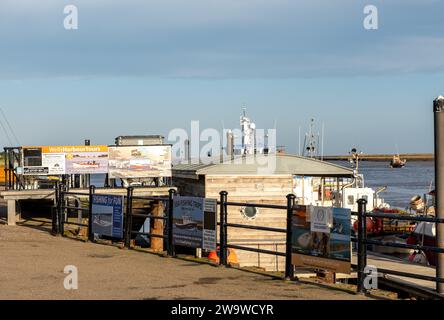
[219, 191, 228, 266]
[88, 185, 96, 242]
[285, 194, 296, 280]
[357, 198, 368, 294]
[124, 187, 134, 249]
[434, 96, 444, 294]
[167, 188, 176, 257]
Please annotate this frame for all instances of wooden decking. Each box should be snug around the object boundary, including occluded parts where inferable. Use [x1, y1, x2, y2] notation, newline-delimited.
[362, 252, 437, 291]
[0, 186, 175, 226]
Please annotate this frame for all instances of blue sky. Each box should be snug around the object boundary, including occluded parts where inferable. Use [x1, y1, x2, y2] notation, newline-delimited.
[0, 0, 443, 155]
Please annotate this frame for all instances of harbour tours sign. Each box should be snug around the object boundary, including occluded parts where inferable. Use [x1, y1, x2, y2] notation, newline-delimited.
[22, 145, 109, 175]
[91, 194, 124, 239]
[291, 205, 351, 274]
[108, 145, 172, 179]
[172, 196, 217, 251]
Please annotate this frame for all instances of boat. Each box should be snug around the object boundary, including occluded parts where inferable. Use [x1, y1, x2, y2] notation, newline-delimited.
[72, 161, 100, 169]
[174, 214, 198, 229]
[390, 154, 407, 168]
[406, 221, 436, 266]
[371, 234, 414, 255]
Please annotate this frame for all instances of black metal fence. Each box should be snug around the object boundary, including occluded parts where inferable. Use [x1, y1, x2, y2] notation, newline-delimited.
[51, 183, 444, 297]
[218, 191, 296, 280]
[354, 199, 444, 296]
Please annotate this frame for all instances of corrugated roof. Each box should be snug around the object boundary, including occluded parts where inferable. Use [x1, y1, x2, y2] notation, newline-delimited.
[173, 154, 353, 177]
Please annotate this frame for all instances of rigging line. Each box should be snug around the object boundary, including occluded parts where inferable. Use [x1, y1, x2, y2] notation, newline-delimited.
[0, 107, 20, 146]
[0, 114, 13, 147]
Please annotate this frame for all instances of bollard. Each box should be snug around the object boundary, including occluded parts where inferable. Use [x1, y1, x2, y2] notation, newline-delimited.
[167, 189, 176, 257]
[219, 191, 228, 266]
[357, 198, 368, 294]
[285, 194, 296, 280]
[124, 187, 134, 249]
[434, 96, 444, 294]
[88, 185, 96, 242]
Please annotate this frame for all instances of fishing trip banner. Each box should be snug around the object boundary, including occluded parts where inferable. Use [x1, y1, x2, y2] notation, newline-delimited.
[91, 194, 124, 239]
[108, 145, 172, 179]
[22, 146, 109, 175]
[291, 205, 351, 274]
[172, 196, 217, 251]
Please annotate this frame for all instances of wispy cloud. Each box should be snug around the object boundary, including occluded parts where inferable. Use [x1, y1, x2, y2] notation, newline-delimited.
[0, 0, 443, 79]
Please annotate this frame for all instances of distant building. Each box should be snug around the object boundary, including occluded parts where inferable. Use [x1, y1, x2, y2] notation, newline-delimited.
[115, 135, 164, 146]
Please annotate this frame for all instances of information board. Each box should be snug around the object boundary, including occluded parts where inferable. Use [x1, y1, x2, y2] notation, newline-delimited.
[22, 146, 109, 175]
[172, 196, 217, 251]
[292, 205, 351, 274]
[108, 145, 172, 179]
[91, 194, 124, 239]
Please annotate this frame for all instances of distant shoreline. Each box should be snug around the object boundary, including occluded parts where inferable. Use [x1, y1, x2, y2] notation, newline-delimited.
[323, 153, 434, 162]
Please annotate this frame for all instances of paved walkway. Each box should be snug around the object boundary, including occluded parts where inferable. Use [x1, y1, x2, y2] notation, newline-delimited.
[0, 223, 373, 300]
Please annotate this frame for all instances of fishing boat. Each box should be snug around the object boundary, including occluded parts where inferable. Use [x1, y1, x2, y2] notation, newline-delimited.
[174, 214, 198, 229]
[390, 154, 407, 168]
[72, 161, 100, 169]
[407, 221, 436, 266]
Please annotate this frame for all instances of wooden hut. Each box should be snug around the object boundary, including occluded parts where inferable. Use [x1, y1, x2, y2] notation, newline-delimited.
[172, 154, 354, 271]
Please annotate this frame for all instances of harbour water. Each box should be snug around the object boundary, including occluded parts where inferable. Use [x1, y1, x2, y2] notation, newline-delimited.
[91, 161, 435, 209]
[332, 160, 435, 209]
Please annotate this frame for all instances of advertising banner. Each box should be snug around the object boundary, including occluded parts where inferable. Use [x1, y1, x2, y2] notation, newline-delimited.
[91, 194, 124, 239]
[291, 205, 351, 274]
[22, 146, 109, 175]
[172, 196, 217, 251]
[108, 145, 172, 179]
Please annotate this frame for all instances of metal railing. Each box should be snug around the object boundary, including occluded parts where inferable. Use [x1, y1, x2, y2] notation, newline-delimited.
[217, 191, 296, 280]
[124, 187, 175, 256]
[55, 183, 93, 240]
[52, 183, 444, 296]
[354, 199, 444, 296]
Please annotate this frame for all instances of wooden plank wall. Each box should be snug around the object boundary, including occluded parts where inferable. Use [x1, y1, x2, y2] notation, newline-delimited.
[205, 175, 293, 271]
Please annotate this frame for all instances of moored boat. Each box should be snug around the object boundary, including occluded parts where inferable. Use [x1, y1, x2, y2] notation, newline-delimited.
[390, 154, 407, 168]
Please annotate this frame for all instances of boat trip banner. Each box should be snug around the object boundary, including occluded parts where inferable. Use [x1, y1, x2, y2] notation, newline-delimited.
[91, 194, 124, 239]
[172, 196, 217, 251]
[22, 146, 109, 175]
[108, 145, 172, 179]
[291, 205, 351, 274]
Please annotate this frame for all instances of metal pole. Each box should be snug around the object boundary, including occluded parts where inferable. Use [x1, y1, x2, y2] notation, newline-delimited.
[124, 187, 134, 249]
[285, 194, 296, 280]
[52, 181, 60, 235]
[167, 188, 176, 257]
[88, 185, 96, 242]
[357, 198, 368, 294]
[434, 96, 444, 294]
[219, 191, 228, 266]
[3, 148, 8, 191]
[59, 183, 65, 236]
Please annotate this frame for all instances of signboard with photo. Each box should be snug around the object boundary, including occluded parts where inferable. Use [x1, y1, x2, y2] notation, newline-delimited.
[22, 146, 109, 175]
[91, 194, 124, 239]
[108, 145, 172, 179]
[172, 196, 217, 251]
[291, 205, 351, 274]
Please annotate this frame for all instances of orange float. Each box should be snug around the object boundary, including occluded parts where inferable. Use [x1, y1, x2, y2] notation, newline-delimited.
[208, 247, 238, 264]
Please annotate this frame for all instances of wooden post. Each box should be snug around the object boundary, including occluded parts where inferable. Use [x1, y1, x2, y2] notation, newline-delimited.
[150, 201, 164, 252]
[7, 199, 16, 226]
